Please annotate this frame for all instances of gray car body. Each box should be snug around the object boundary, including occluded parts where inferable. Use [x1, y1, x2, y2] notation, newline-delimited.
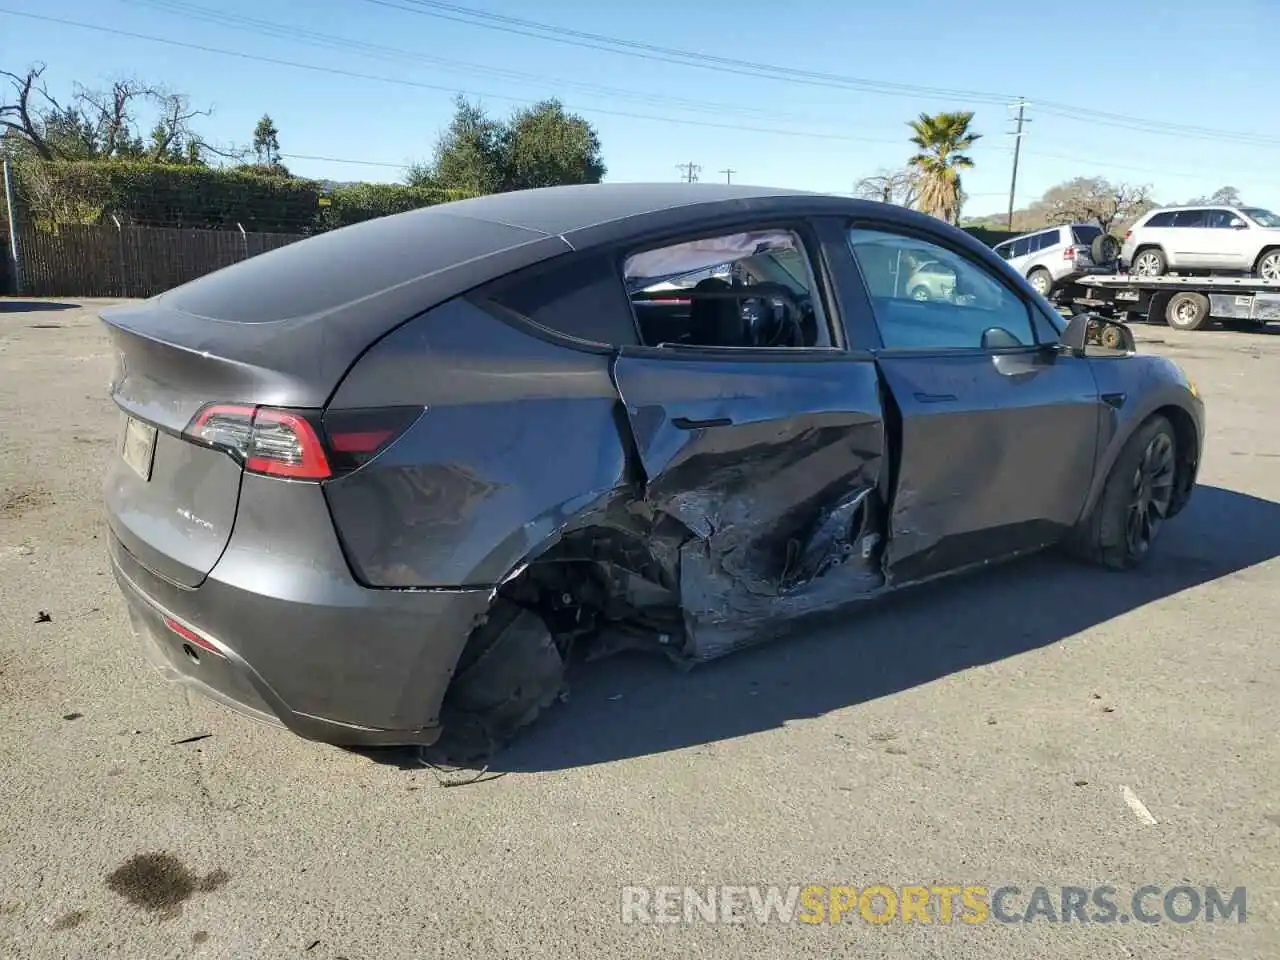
[101, 183, 1205, 748]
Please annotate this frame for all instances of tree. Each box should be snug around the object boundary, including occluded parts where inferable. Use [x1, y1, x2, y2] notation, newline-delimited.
[1, 65, 62, 159]
[1188, 185, 1242, 206]
[2, 64, 216, 164]
[499, 99, 605, 191]
[854, 167, 918, 208]
[907, 111, 980, 225]
[1040, 177, 1154, 234]
[417, 96, 504, 195]
[412, 95, 605, 196]
[252, 113, 282, 168]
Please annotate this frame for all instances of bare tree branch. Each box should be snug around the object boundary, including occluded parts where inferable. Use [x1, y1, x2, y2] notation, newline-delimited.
[1, 64, 60, 159]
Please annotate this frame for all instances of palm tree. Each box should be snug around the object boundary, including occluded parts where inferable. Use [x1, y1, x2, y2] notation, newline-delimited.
[907, 111, 981, 225]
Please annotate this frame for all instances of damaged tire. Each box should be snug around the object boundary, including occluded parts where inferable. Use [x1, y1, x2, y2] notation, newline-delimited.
[1066, 415, 1177, 570]
[430, 601, 565, 762]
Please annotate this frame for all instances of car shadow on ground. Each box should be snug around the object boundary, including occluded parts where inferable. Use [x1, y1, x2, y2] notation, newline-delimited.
[371, 484, 1280, 774]
[0, 299, 79, 312]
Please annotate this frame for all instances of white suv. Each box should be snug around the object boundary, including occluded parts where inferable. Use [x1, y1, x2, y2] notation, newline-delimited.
[992, 223, 1119, 297]
[1121, 205, 1280, 279]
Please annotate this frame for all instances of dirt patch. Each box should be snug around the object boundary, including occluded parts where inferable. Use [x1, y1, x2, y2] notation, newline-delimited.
[105, 853, 229, 913]
[0, 485, 53, 519]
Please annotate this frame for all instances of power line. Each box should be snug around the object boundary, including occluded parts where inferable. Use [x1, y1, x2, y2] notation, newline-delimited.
[361, 0, 1010, 105]
[120, 0, 866, 131]
[676, 161, 701, 183]
[720, 168, 736, 184]
[0, 9, 926, 148]
[360, 0, 1280, 150]
[7, 7, 1280, 190]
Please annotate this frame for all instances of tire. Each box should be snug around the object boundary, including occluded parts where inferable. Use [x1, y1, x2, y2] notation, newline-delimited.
[910, 285, 931, 302]
[1253, 248, 1280, 281]
[1099, 324, 1125, 349]
[428, 601, 565, 762]
[1165, 291, 1211, 331]
[1091, 234, 1120, 265]
[1131, 248, 1167, 277]
[1027, 268, 1052, 296]
[1067, 415, 1177, 570]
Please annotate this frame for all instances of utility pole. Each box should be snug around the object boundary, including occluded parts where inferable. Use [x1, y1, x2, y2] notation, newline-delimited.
[719, 168, 736, 184]
[2, 156, 22, 295]
[676, 161, 701, 183]
[1006, 98, 1028, 231]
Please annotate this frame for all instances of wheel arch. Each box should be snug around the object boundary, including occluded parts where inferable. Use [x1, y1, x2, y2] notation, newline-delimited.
[1078, 394, 1201, 525]
[1252, 244, 1280, 273]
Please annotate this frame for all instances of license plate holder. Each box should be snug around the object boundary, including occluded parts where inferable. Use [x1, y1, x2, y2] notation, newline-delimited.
[122, 416, 157, 481]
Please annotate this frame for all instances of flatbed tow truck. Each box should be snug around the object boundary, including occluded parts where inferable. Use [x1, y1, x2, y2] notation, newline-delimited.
[1058, 272, 1280, 332]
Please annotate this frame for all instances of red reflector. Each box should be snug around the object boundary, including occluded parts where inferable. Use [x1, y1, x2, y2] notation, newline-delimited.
[329, 429, 395, 453]
[162, 616, 223, 657]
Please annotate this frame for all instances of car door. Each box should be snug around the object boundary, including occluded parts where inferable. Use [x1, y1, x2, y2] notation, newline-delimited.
[1170, 209, 1211, 267]
[836, 220, 1103, 584]
[1205, 208, 1254, 270]
[608, 221, 889, 653]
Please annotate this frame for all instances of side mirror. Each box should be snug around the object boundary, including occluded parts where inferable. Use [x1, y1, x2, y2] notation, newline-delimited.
[1231, 220, 1249, 229]
[1060, 313, 1136, 356]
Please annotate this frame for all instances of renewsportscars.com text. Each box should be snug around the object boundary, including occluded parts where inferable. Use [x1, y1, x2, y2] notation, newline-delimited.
[620, 884, 1247, 926]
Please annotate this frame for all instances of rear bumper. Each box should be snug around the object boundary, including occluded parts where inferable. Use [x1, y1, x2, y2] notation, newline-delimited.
[107, 479, 495, 747]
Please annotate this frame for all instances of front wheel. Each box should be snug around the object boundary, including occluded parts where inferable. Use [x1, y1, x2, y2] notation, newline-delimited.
[909, 285, 931, 302]
[1066, 416, 1177, 570]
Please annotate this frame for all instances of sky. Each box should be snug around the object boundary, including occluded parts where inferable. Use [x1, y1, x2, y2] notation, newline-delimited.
[4, 0, 1278, 217]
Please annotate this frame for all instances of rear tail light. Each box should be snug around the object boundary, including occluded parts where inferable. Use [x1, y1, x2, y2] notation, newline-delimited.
[184, 404, 422, 480]
[1064, 246, 1078, 260]
[1124, 230, 1133, 241]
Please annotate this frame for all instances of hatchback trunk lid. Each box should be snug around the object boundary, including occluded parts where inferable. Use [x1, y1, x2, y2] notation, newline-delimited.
[99, 207, 565, 587]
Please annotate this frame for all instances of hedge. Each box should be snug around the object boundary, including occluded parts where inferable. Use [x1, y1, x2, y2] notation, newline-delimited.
[318, 182, 477, 230]
[7, 161, 477, 234]
[10, 160, 323, 233]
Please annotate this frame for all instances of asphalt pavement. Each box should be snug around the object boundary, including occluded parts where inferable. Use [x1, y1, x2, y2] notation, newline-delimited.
[1, 299, 1277, 959]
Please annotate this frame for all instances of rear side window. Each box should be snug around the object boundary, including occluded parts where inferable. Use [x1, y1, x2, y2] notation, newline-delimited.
[1012, 237, 1031, 257]
[476, 254, 639, 347]
[1172, 210, 1208, 228]
[1034, 230, 1061, 252]
[993, 242, 1012, 260]
[1144, 212, 1176, 228]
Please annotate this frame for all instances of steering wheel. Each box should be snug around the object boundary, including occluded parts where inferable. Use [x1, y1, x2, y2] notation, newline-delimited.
[741, 282, 805, 347]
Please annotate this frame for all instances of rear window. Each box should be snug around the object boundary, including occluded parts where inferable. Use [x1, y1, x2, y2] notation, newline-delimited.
[1071, 225, 1102, 244]
[165, 212, 541, 323]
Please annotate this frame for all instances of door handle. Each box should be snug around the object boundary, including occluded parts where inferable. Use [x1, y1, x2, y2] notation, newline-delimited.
[913, 391, 957, 404]
[672, 416, 733, 430]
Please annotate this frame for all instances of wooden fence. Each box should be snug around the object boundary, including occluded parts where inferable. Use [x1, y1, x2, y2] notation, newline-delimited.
[10, 223, 305, 298]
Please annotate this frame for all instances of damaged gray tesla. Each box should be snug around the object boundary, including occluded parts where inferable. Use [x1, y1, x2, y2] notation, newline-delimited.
[101, 183, 1204, 757]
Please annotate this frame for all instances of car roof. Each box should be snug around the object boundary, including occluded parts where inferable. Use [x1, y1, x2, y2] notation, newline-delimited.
[1144, 204, 1236, 213]
[430, 182, 815, 236]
